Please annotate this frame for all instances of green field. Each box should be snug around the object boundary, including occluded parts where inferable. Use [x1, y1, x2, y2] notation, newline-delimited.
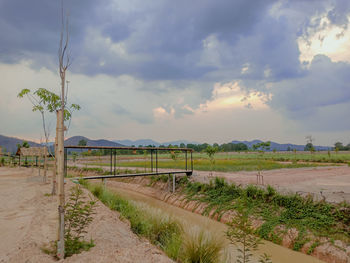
[72, 150, 350, 172]
[88, 159, 321, 172]
[194, 151, 350, 163]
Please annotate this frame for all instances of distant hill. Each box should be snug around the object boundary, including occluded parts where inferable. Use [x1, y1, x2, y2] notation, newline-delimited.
[0, 134, 126, 153]
[164, 140, 200, 146]
[231, 140, 331, 151]
[0, 134, 41, 153]
[65, 136, 124, 147]
[114, 139, 160, 147]
[1, 133, 332, 153]
[113, 139, 199, 147]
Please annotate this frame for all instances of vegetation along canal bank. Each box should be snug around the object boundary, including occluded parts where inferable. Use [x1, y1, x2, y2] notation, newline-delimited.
[79, 174, 350, 263]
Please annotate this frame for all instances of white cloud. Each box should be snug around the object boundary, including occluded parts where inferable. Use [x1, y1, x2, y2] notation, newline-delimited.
[198, 82, 269, 111]
[298, 15, 350, 64]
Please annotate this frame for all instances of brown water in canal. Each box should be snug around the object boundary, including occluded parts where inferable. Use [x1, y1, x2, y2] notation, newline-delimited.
[108, 185, 325, 263]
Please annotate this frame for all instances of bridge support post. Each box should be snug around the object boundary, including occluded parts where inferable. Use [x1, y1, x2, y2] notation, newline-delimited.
[168, 174, 171, 192]
[102, 178, 107, 188]
[172, 174, 176, 193]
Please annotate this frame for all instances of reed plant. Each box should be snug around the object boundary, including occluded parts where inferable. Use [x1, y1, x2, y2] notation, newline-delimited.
[181, 227, 225, 263]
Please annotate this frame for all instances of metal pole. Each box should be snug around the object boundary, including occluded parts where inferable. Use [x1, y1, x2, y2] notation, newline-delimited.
[151, 150, 153, 172]
[113, 150, 116, 175]
[64, 148, 67, 178]
[191, 151, 193, 171]
[156, 149, 158, 173]
[110, 149, 112, 175]
[44, 146, 47, 183]
[185, 151, 187, 171]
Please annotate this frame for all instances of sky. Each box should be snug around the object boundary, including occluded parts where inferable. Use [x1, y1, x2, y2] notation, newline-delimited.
[0, 0, 350, 146]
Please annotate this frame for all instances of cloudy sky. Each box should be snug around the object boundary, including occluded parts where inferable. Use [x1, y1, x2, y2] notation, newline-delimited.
[1, 0, 350, 146]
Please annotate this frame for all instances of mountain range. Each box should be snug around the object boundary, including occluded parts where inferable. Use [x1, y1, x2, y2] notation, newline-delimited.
[0, 134, 332, 153]
[0, 134, 41, 153]
[231, 140, 331, 151]
[64, 136, 124, 147]
[113, 139, 199, 147]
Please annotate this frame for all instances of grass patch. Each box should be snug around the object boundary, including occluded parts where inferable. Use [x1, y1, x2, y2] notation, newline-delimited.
[89, 159, 319, 172]
[79, 179, 225, 262]
[307, 240, 320, 255]
[181, 228, 224, 263]
[150, 174, 169, 184]
[181, 177, 350, 248]
[195, 152, 350, 163]
[68, 166, 140, 176]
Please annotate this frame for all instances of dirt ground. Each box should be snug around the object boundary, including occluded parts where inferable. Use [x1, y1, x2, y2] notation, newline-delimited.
[0, 167, 173, 263]
[193, 166, 350, 203]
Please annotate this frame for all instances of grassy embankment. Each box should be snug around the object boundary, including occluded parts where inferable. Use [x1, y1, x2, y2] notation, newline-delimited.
[80, 180, 225, 263]
[66, 166, 140, 177]
[177, 176, 350, 253]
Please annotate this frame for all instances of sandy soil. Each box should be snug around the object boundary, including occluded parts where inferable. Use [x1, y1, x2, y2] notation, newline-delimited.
[0, 167, 173, 263]
[194, 166, 350, 203]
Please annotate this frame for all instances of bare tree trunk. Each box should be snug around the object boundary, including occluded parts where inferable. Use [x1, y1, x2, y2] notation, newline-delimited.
[44, 144, 47, 183]
[52, 112, 58, 196]
[57, 1, 70, 258]
[57, 109, 65, 259]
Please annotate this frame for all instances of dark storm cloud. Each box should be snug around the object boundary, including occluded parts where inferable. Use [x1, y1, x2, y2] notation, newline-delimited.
[0, 0, 108, 65]
[0, 0, 276, 80]
[327, 0, 350, 26]
[2, 0, 350, 130]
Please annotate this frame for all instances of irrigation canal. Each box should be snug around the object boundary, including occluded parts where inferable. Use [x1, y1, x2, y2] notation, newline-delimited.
[106, 184, 325, 263]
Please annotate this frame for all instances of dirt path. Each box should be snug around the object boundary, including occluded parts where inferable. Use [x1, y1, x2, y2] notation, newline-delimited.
[0, 167, 172, 263]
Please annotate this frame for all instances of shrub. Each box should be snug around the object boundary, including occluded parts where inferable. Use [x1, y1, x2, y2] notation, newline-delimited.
[150, 174, 169, 184]
[259, 253, 272, 263]
[64, 185, 96, 257]
[181, 228, 224, 263]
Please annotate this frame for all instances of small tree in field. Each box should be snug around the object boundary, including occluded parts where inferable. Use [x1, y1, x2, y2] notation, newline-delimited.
[259, 253, 273, 263]
[252, 141, 271, 155]
[57, 1, 73, 258]
[204, 145, 218, 176]
[305, 135, 315, 154]
[64, 184, 96, 257]
[78, 139, 87, 146]
[72, 152, 77, 163]
[18, 88, 80, 181]
[226, 209, 262, 263]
